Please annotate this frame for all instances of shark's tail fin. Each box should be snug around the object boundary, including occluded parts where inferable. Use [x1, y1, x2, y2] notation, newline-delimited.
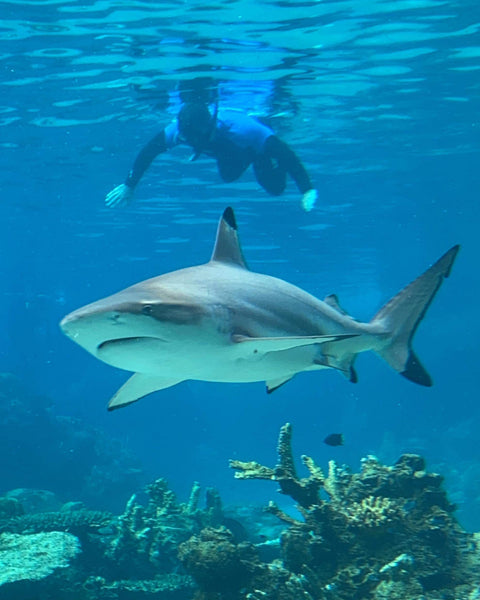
[371, 245, 459, 386]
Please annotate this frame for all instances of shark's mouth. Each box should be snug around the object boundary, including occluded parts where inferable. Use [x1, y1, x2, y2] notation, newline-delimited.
[96, 336, 169, 371]
[97, 336, 166, 352]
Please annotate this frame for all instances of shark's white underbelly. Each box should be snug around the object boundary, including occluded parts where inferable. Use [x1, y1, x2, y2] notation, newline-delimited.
[96, 334, 331, 383]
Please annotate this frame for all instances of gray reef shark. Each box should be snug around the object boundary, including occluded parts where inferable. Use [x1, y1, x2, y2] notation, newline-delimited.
[60, 207, 459, 411]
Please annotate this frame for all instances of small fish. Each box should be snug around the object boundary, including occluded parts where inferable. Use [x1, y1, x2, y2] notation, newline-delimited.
[324, 433, 344, 447]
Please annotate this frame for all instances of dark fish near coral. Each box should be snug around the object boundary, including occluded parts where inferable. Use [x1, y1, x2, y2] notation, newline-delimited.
[222, 516, 249, 543]
[324, 433, 344, 447]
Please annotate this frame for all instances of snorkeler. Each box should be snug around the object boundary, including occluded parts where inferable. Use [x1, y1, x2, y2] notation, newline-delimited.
[105, 102, 318, 212]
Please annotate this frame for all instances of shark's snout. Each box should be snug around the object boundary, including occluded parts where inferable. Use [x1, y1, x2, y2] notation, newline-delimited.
[59, 311, 81, 337]
[60, 308, 119, 331]
[59, 296, 171, 363]
[60, 308, 101, 337]
[59, 303, 128, 356]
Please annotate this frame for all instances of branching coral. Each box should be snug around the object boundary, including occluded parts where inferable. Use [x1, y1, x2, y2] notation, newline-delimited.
[339, 495, 404, 530]
[107, 477, 224, 578]
[231, 423, 325, 509]
[228, 423, 480, 600]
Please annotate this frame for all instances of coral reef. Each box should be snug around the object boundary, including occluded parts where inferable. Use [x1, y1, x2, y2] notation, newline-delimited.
[0, 422, 479, 599]
[0, 477, 223, 599]
[223, 423, 480, 600]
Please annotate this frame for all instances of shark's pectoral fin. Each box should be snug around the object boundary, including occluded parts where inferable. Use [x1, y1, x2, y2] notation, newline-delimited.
[108, 374, 183, 411]
[232, 333, 357, 353]
[266, 375, 294, 394]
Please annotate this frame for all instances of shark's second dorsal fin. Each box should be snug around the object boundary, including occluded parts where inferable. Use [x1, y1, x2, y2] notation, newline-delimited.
[210, 207, 248, 269]
[324, 294, 349, 316]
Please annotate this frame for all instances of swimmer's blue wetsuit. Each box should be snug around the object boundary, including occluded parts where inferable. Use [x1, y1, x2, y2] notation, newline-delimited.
[124, 108, 313, 196]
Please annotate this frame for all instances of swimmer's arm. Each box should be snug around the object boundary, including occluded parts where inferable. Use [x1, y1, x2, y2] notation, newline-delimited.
[265, 136, 318, 211]
[124, 130, 168, 189]
[265, 136, 313, 194]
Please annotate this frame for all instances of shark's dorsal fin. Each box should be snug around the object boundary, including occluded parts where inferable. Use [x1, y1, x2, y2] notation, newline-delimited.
[210, 207, 248, 269]
[324, 294, 349, 316]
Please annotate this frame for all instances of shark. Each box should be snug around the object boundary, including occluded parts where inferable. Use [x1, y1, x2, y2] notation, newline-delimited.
[60, 207, 459, 411]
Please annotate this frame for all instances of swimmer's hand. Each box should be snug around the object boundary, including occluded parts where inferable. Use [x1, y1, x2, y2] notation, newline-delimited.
[105, 183, 134, 208]
[302, 189, 318, 212]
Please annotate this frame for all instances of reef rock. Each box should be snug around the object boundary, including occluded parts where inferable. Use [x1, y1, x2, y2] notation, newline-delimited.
[178, 526, 258, 594]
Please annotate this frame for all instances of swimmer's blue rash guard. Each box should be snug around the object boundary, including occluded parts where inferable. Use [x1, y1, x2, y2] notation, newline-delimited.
[124, 108, 313, 195]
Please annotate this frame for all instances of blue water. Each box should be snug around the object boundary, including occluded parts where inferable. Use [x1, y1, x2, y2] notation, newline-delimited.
[0, 0, 479, 529]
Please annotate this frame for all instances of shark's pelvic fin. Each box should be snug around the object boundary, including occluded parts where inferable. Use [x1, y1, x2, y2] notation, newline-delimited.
[232, 333, 358, 353]
[210, 206, 248, 268]
[371, 244, 460, 386]
[315, 352, 358, 382]
[107, 373, 184, 411]
[266, 375, 294, 393]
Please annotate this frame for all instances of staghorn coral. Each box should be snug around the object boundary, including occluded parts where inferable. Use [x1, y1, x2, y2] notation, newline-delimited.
[231, 423, 325, 509]
[106, 478, 224, 579]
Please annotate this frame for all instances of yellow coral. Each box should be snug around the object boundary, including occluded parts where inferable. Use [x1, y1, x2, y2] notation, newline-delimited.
[340, 496, 403, 529]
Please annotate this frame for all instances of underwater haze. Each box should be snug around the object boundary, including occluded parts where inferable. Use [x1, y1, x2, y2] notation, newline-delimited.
[0, 0, 479, 536]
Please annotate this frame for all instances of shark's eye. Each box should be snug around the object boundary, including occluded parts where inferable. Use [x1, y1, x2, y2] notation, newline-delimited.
[142, 305, 154, 315]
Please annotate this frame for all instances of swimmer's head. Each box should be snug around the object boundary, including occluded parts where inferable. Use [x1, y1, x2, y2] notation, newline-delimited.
[177, 103, 216, 159]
